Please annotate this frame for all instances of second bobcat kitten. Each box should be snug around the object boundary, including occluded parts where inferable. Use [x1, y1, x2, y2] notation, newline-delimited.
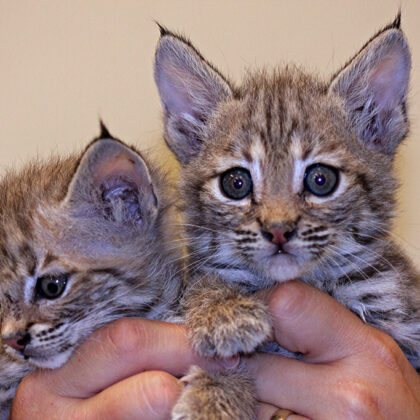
[155, 18, 420, 419]
[0, 126, 183, 417]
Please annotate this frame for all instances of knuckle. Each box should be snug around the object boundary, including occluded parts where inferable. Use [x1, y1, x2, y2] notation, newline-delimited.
[367, 328, 404, 373]
[137, 371, 180, 415]
[12, 372, 54, 417]
[336, 379, 380, 419]
[106, 318, 150, 357]
[12, 375, 34, 410]
[146, 371, 179, 397]
[13, 372, 41, 406]
[268, 280, 308, 320]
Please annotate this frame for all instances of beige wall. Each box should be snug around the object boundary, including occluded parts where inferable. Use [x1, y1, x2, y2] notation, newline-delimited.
[1, 0, 419, 264]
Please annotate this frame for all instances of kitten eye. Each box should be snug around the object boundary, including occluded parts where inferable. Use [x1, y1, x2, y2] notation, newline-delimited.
[304, 164, 339, 196]
[220, 167, 253, 200]
[36, 274, 68, 299]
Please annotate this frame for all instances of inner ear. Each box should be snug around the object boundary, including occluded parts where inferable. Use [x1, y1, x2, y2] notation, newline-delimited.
[64, 139, 158, 226]
[329, 26, 411, 155]
[96, 151, 157, 222]
[154, 31, 233, 165]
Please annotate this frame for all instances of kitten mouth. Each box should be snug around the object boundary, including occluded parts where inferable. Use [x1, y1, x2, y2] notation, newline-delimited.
[273, 243, 291, 256]
[275, 246, 285, 255]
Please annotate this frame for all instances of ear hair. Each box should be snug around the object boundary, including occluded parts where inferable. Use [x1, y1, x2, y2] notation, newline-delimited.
[63, 138, 158, 227]
[154, 28, 234, 165]
[329, 16, 411, 155]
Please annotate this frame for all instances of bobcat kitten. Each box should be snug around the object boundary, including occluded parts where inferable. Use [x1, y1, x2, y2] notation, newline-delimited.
[154, 17, 420, 419]
[0, 126, 182, 417]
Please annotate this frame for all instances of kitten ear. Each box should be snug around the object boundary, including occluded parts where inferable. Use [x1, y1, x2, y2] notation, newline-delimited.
[329, 17, 411, 155]
[154, 28, 233, 164]
[63, 134, 158, 227]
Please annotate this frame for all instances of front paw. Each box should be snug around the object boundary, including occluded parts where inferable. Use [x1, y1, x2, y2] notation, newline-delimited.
[171, 365, 256, 420]
[189, 296, 272, 358]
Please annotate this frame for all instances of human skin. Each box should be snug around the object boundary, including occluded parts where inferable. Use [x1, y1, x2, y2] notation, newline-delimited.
[11, 281, 420, 420]
[10, 319, 219, 420]
[251, 281, 420, 420]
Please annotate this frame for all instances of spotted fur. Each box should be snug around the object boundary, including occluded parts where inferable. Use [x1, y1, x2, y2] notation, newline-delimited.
[0, 127, 183, 418]
[155, 16, 420, 420]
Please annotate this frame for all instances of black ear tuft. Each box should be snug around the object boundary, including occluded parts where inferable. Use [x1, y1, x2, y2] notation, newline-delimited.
[98, 119, 113, 139]
[391, 11, 401, 30]
[155, 21, 169, 37]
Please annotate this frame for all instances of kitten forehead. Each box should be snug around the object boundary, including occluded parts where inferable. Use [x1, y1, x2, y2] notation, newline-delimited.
[248, 140, 266, 163]
[212, 140, 264, 170]
[290, 132, 305, 160]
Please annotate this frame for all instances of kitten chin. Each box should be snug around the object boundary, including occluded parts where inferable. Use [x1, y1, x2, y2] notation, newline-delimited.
[261, 254, 310, 282]
[26, 348, 74, 370]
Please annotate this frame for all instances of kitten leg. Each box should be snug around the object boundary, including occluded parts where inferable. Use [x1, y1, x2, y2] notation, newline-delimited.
[172, 365, 256, 420]
[183, 277, 272, 359]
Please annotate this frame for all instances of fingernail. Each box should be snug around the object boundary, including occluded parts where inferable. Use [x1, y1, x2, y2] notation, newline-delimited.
[216, 355, 240, 370]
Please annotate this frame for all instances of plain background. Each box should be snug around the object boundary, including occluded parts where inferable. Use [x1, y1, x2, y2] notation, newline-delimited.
[1, 0, 419, 265]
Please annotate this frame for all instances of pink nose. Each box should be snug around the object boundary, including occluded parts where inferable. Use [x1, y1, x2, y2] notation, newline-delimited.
[270, 228, 288, 245]
[262, 227, 289, 245]
[3, 334, 30, 352]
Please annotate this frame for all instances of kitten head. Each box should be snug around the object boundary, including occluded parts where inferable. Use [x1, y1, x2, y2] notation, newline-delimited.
[0, 126, 180, 368]
[154, 18, 411, 289]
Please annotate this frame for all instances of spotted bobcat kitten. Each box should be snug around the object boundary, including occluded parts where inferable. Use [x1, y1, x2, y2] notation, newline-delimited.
[0, 126, 182, 418]
[155, 17, 420, 419]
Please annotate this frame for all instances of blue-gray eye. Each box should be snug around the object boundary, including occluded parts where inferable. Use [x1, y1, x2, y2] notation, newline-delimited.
[304, 164, 339, 196]
[220, 168, 253, 200]
[36, 274, 68, 299]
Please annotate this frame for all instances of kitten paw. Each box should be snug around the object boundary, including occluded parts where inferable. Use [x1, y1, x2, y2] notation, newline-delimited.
[190, 296, 272, 359]
[171, 365, 256, 420]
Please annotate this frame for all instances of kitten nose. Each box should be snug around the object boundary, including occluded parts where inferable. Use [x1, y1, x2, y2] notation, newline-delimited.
[261, 228, 294, 245]
[2, 333, 31, 352]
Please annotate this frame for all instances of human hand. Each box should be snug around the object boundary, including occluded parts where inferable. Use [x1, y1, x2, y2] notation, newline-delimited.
[248, 280, 420, 420]
[11, 318, 218, 420]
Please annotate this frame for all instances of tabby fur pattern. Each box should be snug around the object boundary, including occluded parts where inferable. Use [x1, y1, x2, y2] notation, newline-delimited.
[154, 16, 420, 420]
[0, 126, 183, 418]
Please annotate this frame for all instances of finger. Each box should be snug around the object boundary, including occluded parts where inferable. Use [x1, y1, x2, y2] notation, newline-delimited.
[247, 352, 335, 419]
[44, 318, 219, 398]
[271, 414, 310, 420]
[257, 403, 310, 420]
[264, 280, 367, 362]
[279, 416, 310, 420]
[258, 402, 279, 419]
[12, 370, 182, 420]
[248, 344, 420, 420]
[77, 370, 182, 420]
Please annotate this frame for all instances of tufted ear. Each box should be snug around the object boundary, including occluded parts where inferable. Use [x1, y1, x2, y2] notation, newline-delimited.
[154, 27, 233, 165]
[63, 133, 158, 227]
[329, 16, 411, 155]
